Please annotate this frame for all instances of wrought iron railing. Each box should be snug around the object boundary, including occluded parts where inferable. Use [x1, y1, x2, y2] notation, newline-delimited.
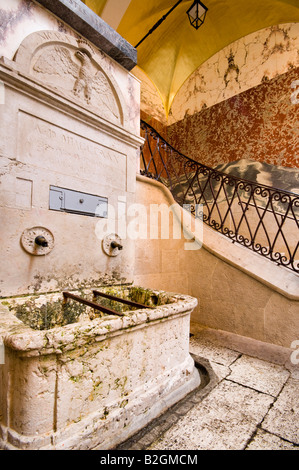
[140, 119, 299, 273]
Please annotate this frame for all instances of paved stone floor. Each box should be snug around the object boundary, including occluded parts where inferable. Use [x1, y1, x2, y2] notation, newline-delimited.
[117, 325, 299, 451]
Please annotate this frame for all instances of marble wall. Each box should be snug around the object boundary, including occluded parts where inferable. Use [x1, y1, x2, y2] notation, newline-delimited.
[137, 23, 299, 126]
[167, 66, 299, 169]
[168, 23, 299, 124]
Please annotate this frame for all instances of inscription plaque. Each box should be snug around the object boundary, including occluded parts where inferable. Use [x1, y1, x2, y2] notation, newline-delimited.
[17, 112, 126, 191]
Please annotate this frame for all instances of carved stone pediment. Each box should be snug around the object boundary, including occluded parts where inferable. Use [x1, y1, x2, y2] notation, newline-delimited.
[13, 31, 124, 125]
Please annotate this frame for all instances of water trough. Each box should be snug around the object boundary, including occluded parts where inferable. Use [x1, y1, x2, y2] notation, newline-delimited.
[0, 286, 200, 450]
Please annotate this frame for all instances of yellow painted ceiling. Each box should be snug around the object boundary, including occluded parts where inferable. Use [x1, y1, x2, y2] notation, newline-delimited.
[83, 0, 299, 113]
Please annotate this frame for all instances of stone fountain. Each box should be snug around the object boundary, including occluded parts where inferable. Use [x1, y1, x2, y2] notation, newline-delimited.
[0, 3, 200, 450]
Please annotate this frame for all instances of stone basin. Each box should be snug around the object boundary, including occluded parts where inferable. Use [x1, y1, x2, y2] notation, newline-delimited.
[0, 286, 200, 450]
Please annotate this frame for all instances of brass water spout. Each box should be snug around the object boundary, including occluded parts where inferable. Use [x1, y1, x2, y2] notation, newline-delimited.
[111, 241, 123, 250]
[35, 235, 48, 248]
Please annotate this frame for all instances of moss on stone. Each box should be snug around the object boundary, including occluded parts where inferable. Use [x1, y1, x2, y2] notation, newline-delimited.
[7, 286, 173, 331]
[10, 297, 86, 330]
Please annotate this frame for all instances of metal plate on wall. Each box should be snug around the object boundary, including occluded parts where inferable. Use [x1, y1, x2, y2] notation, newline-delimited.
[49, 186, 108, 217]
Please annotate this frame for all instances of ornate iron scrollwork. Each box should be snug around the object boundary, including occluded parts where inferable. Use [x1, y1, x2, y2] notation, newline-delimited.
[140, 119, 299, 273]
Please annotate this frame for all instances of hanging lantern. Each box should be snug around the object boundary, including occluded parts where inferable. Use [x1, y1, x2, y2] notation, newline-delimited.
[186, 0, 208, 30]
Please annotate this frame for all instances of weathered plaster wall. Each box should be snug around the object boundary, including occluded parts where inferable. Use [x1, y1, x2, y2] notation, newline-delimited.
[134, 176, 299, 349]
[169, 23, 299, 123]
[0, 0, 76, 59]
[137, 23, 299, 169]
[134, 67, 167, 127]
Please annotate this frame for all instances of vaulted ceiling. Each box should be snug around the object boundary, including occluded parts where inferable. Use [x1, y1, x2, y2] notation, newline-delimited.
[82, 0, 299, 113]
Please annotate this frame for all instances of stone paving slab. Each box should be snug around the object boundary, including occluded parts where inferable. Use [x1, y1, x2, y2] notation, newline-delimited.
[117, 331, 299, 451]
[246, 429, 299, 450]
[189, 336, 240, 366]
[205, 361, 231, 382]
[261, 378, 299, 445]
[149, 380, 274, 450]
[227, 355, 290, 396]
